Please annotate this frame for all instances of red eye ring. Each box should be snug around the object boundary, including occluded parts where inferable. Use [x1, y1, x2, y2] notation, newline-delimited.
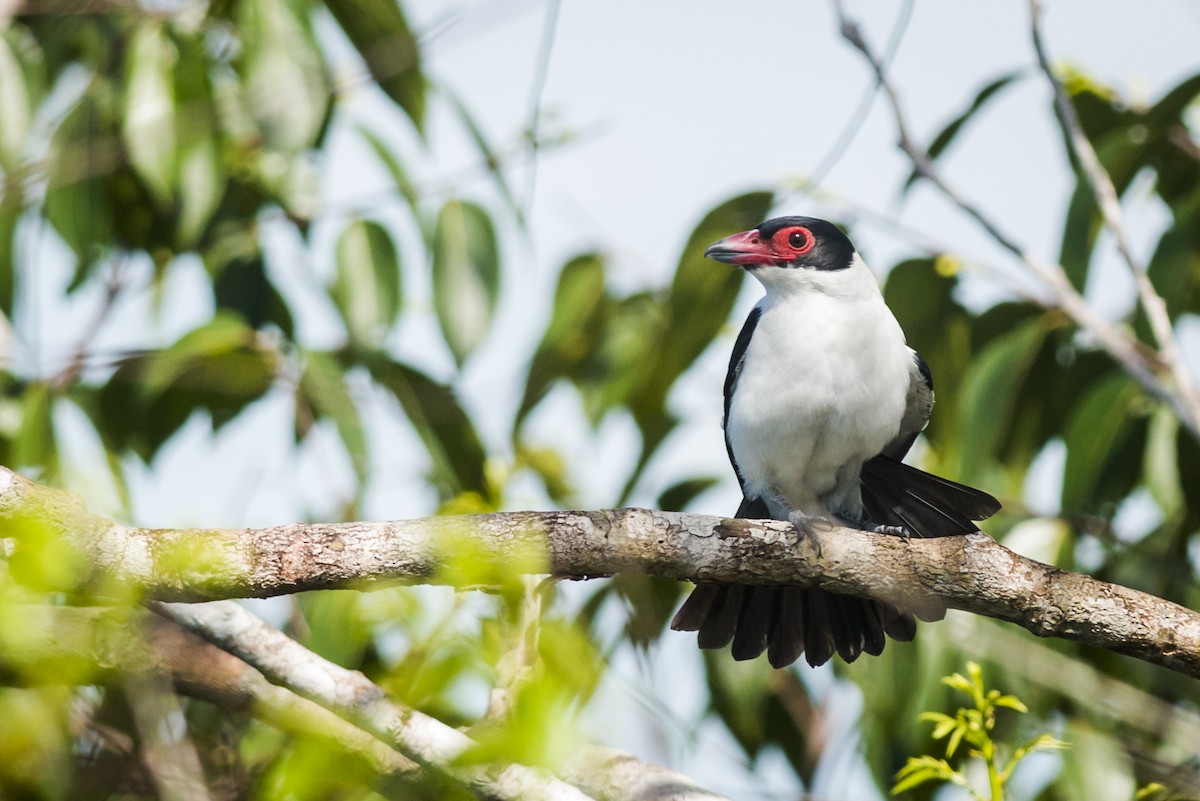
[777, 226, 814, 256]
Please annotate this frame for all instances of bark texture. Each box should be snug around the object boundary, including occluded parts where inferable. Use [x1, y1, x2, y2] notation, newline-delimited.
[2, 467, 1199, 678]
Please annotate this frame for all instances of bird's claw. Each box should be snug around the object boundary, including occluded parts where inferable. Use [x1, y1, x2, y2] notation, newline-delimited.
[786, 511, 830, 536]
[787, 511, 829, 557]
[837, 514, 914, 538]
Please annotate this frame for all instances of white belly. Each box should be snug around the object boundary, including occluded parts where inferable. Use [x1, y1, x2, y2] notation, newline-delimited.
[726, 293, 910, 518]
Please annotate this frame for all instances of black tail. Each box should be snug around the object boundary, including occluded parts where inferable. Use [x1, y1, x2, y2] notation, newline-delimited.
[671, 583, 916, 668]
[670, 460, 999, 667]
[859, 455, 1000, 537]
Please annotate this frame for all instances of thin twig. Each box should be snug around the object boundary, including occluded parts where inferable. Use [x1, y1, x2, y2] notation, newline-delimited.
[801, 184, 1052, 306]
[1028, 0, 1200, 434]
[122, 672, 214, 801]
[524, 0, 562, 214]
[52, 255, 131, 389]
[487, 575, 544, 719]
[832, 0, 1200, 439]
[798, 0, 915, 195]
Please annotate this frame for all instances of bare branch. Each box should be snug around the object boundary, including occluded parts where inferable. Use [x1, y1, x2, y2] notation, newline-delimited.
[833, 0, 1200, 439]
[3, 467, 1200, 678]
[156, 600, 728, 801]
[1028, 0, 1200, 434]
[123, 672, 213, 801]
[149, 602, 598, 801]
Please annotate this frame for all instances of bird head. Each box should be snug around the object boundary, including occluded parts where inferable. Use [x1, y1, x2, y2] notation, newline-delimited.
[705, 216, 870, 297]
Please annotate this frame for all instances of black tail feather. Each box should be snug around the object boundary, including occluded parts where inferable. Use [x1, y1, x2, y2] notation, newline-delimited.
[671, 583, 915, 668]
[767, 588, 806, 668]
[731, 586, 775, 660]
[671, 458, 999, 667]
[860, 455, 1000, 538]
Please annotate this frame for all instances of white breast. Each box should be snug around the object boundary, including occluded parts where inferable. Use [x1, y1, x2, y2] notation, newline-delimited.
[726, 268, 910, 519]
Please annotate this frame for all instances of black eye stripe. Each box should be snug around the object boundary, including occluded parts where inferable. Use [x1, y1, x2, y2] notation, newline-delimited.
[754, 217, 856, 271]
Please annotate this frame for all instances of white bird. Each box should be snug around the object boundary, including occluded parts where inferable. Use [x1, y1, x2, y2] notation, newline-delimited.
[671, 216, 1000, 667]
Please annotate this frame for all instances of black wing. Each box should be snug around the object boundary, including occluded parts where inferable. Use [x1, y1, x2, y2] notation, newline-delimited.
[723, 305, 761, 494]
[862, 349, 1001, 536]
[880, 349, 935, 461]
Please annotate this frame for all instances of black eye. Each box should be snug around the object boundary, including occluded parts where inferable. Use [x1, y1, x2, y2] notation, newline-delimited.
[788, 231, 808, 248]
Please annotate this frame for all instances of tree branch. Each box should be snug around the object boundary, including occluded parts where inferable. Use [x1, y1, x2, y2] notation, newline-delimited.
[156, 600, 729, 801]
[832, 0, 1200, 440]
[1, 602, 726, 801]
[0, 606, 427, 789]
[1027, 0, 1200, 435]
[3, 467, 1199, 678]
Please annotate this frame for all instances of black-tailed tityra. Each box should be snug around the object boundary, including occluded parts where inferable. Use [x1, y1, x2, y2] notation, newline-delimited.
[670, 216, 1000, 668]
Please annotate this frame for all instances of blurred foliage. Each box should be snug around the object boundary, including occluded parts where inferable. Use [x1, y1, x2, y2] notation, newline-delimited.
[892, 661, 1068, 800]
[0, 1, 1198, 799]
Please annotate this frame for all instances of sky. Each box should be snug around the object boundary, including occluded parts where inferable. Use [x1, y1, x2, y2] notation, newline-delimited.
[29, 1, 1200, 798]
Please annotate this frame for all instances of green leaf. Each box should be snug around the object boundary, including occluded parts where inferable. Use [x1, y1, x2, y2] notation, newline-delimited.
[603, 575, 680, 649]
[325, 0, 425, 132]
[993, 694, 1028, 713]
[1143, 406, 1183, 522]
[13, 382, 56, 476]
[213, 250, 295, 337]
[171, 28, 223, 247]
[1056, 72, 1200, 290]
[367, 356, 487, 497]
[945, 724, 966, 758]
[514, 442, 574, 505]
[45, 83, 117, 270]
[332, 218, 402, 348]
[515, 253, 607, 430]
[1136, 783, 1172, 801]
[96, 315, 277, 460]
[46, 79, 168, 277]
[583, 291, 663, 423]
[615, 191, 772, 502]
[358, 124, 420, 223]
[0, 29, 37, 169]
[298, 351, 367, 482]
[121, 20, 176, 205]
[1057, 722, 1135, 801]
[892, 756, 957, 795]
[431, 199, 500, 365]
[956, 318, 1047, 484]
[883, 258, 973, 452]
[1056, 137, 1139, 290]
[656, 477, 718, 512]
[1061, 373, 1146, 512]
[296, 592, 371, 668]
[647, 191, 773, 415]
[140, 314, 261, 394]
[1145, 220, 1200, 323]
[0, 174, 21, 317]
[902, 71, 1023, 194]
[238, 0, 329, 152]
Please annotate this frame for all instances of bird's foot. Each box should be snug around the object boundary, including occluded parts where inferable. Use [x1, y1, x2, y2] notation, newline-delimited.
[837, 514, 914, 538]
[786, 511, 832, 557]
[786, 510, 831, 536]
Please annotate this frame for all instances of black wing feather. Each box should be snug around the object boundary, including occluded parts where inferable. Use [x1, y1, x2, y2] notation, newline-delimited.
[723, 305, 761, 492]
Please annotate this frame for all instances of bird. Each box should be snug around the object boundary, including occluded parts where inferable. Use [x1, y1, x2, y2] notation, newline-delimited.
[670, 216, 1000, 668]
